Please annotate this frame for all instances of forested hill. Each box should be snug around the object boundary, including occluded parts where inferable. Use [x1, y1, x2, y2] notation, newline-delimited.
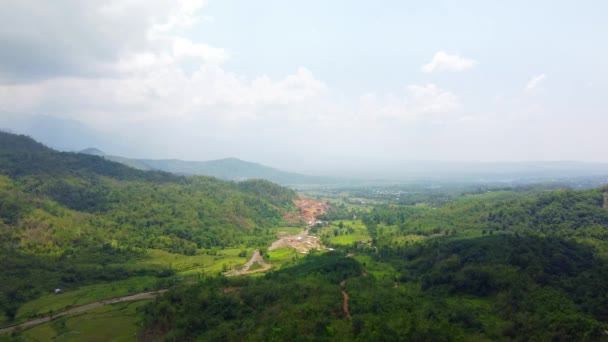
[79, 147, 339, 185]
[141, 187, 608, 341]
[0, 132, 177, 182]
[0, 131, 296, 244]
[0, 132, 297, 317]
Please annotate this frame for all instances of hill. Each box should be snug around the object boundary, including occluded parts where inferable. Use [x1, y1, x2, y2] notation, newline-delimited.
[0, 132, 298, 322]
[138, 157, 336, 185]
[79, 148, 338, 185]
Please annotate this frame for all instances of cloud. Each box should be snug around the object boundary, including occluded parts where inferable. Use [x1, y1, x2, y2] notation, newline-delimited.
[172, 37, 229, 65]
[421, 51, 477, 73]
[0, 0, 473, 165]
[524, 73, 547, 94]
[406, 84, 460, 114]
[355, 84, 460, 123]
[0, 0, 211, 82]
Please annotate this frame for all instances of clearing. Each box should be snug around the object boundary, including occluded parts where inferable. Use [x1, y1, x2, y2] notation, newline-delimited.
[227, 196, 330, 276]
[0, 290, 166, 335]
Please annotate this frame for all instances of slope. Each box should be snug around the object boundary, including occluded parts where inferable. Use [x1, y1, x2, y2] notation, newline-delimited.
[0, 132, 298, 323]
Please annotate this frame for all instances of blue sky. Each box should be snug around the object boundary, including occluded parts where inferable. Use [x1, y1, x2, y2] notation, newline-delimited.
[0, 0, 606, 170]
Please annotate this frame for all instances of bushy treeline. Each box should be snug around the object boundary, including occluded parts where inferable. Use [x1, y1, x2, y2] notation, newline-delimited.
[362, 188, 608, 246]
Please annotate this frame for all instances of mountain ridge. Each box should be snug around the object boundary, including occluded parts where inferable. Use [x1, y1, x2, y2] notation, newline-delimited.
[79, 148, 338, 185]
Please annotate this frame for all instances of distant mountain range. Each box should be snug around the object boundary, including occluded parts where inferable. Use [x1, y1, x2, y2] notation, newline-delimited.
[80, 148, 338, 186]
[3, 114, 608, 186]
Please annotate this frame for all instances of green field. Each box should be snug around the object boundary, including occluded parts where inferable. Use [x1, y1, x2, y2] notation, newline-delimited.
[2, 248, 251, 329]
[352, 254, 396, 279]
[128, 248, 251, 276]
[267, 247, 302, 269]
[316, 220, 371, 247]
[10, 276, 158, 326]
[276, 226, 305, 236]
[17, 300, 151, 341]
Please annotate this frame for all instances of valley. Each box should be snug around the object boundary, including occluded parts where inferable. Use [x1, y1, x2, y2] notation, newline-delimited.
[1, 132, 608, 341]
[2, 2, 607, 340]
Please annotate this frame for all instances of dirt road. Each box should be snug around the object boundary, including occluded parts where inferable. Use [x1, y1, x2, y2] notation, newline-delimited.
[228, 196, 330, 276]
[340, 280, 352, 320]
[224, 250, 272, 276]
[0, 290, 167, 334]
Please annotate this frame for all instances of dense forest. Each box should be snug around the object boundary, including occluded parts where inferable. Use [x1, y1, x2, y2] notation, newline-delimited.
[0, 132, 297, 322]
[139, 187, 608, 341]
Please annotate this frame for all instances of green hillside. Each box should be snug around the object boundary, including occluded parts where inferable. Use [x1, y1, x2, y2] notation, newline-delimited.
[0, 132, 297, 324]
[140, 187, 608, 341]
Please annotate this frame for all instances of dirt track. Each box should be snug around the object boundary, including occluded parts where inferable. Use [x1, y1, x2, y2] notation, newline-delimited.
[0, 290, 167, 334]
[228, 196, 330, 276]
[340, 280, 351, 319]
[224, 250, 272, 276]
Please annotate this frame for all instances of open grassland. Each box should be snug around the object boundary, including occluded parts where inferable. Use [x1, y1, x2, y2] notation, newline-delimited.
[11, 276, 158, 326]
[352, 254, 396, 280]
[316, 220, 371, 247]
[267, 247, 303, 269]
[16, 300, 150, 342]
[3, 248, 249, 329]
[127, 248, 251, 276]
[276, 226, 305, 236]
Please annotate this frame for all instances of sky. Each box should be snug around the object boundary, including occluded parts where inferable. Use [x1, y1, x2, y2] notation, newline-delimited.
[0, 0, 607, 172]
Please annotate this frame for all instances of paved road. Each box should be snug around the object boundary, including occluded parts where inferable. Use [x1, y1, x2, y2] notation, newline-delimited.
[0, 290, 167, 334]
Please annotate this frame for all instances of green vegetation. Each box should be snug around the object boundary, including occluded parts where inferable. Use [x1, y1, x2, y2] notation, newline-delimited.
[3, 132, 608, 340]
[0, 132, 297, 329]
[139, 186, 608, 341]
[312, 220, 371, 247]
[13, 300, 151, 342]
[15, 277, 158, 321]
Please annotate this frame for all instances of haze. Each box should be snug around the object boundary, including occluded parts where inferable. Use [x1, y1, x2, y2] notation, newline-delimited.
[1, 0, 607, 174]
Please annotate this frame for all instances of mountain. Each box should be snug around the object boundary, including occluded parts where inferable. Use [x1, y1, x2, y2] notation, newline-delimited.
[79, 149, 339, 185]
[0, 113, 121, 153]
[137, 157, 336, 185]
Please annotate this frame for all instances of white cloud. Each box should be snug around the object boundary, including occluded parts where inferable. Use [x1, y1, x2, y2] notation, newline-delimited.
[0, 1, 473, 164]
[421, 51, 477, 73]
[354, 84, 460, 124]
[0, 0, 212, 82]
[524, 73, 547, 94]
[406, 84, 460, 114]
[172, 37, 229, 65]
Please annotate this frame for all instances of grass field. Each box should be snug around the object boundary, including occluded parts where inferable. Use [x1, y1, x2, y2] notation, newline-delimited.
[276, 226, 305, 236]
[3, 248, 250, 329]
[16, 300, 151, 342]
[131, 248, 251, 276]
[5, 243, 288, 330]
[353, 254, 396, 280]
[12, 276, 158, 325]
[317, 220, 371, 247]
[267, 247, 302, 269]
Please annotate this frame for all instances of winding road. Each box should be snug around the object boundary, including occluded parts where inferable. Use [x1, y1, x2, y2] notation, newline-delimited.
[0, 290, 167, 334]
